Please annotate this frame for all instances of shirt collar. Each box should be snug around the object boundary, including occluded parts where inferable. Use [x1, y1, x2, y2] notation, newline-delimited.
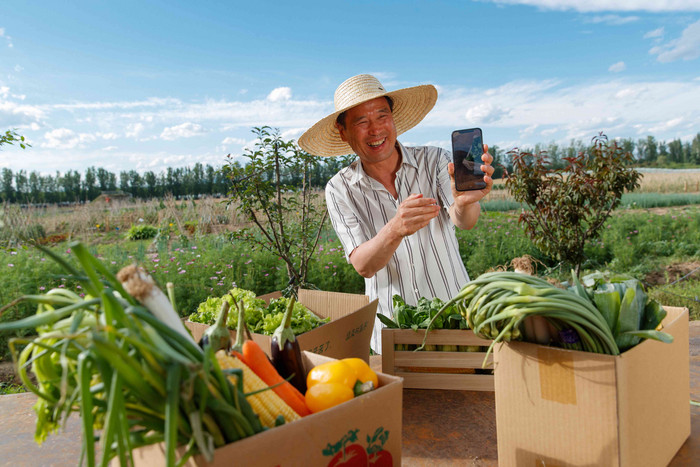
[346, 141, 417, 185]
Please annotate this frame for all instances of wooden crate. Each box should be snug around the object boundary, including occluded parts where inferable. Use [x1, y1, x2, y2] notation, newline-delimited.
[381, 328, 494, 391]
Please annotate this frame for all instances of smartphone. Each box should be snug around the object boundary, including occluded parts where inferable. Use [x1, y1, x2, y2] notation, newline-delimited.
[451, 128, 486, 191]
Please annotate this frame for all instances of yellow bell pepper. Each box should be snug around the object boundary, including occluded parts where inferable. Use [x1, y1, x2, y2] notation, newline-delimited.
[304, 359, 379, 413]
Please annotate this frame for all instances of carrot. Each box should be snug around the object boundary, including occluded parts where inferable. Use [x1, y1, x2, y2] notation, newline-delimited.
[237, 340, 311, 417]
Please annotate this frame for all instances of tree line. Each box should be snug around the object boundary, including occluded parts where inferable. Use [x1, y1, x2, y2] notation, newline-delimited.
[1, 132, 699, 205]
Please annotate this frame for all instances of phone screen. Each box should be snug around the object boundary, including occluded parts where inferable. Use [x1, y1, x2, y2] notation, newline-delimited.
[451, 128, 486, 191]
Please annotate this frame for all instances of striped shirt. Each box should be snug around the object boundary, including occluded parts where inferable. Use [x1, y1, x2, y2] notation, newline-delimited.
[325, 142, 471, 353]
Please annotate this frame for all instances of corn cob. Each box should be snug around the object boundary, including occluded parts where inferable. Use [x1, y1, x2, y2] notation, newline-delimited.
[216, 351, 300, 428]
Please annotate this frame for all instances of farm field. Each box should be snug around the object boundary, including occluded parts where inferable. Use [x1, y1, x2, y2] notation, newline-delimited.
[2, 170, 700, 392]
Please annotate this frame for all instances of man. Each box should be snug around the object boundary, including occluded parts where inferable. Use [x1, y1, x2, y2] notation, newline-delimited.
[298, 74, 494, 353]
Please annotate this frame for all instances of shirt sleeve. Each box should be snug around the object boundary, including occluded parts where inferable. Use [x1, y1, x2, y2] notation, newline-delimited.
[434, 146, 455, 210]
[325, 177, 367, 262]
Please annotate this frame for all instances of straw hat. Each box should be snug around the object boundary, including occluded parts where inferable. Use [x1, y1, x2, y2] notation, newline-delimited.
[297, 74, 437, 157]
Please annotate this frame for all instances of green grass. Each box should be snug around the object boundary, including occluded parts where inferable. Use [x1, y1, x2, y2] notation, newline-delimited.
[479, 192, 700, 212]
[620, 193, 700, 209]
[2, 205, 699, 362]
[0, 382, 26, 395]
[650, 281, 700, 321]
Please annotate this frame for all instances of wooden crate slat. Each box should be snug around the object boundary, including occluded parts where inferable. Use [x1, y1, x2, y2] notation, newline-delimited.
[390, 329, 489, 346]
[393, 351, 492, 369]
[381, 328, 496, 391]
[395, 371, 495, 391]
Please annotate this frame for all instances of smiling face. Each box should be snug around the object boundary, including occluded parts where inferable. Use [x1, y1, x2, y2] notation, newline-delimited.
[336, 96, 398, 166]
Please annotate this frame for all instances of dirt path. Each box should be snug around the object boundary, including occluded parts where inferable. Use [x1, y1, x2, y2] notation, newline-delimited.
[0, 360, 21, 385]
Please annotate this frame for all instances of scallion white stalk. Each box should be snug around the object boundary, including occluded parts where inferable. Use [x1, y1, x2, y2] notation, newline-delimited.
[117, 265, 197, 346]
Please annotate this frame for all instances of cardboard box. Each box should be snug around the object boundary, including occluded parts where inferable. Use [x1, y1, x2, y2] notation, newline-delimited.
[186, 289, 377, 363]
[381, 328, 494, 391]
[494, 306, 690, 467]
[128, 352, 403, 466]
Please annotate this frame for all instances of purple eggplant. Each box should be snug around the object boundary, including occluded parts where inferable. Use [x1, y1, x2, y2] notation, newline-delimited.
[271, 295, 307, 393]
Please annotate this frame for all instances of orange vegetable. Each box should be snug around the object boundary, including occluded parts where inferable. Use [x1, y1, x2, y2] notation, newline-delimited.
[305, 383, 354, 413]
[233, 340, 311, 417]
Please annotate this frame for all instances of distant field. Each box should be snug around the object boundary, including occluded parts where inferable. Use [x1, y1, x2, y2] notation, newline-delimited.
[482, 168, 700, 205]
[2, 169, 700, 244]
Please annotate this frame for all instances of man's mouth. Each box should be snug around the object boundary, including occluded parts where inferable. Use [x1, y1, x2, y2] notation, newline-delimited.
[367, 138, 386, 148]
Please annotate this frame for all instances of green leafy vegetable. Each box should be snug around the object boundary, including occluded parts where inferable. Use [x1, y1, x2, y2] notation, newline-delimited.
[188, 289, 329, 336]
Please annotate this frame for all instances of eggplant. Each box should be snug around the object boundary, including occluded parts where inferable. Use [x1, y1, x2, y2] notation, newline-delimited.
[199, 299, 231, 352]
[271, 295, 307, 393]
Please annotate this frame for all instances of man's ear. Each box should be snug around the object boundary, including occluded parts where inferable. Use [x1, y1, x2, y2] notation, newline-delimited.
[335, 122, 348, 142]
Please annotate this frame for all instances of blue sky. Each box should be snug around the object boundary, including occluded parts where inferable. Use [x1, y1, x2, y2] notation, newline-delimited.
[1, 0, 699, 175]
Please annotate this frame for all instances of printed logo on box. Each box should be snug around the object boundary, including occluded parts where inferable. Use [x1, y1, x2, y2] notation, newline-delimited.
[309, 340, 331, 354]
[345, 321, 368, 341]
[322, 427, 393, 466]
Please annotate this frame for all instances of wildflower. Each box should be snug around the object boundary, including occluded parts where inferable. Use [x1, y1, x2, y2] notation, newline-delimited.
[179, 270, 186, 274]
[39, 286, 45, 291]
[7, 264, 13, 267]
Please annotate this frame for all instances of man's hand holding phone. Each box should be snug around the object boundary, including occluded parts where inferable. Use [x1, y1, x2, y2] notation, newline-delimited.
[448, 128, 495, 230]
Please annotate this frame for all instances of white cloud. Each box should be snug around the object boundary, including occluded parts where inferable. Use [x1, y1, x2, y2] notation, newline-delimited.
[422, 78, 700, 150]
[465, 102, 509, 123]
[53, 97, 178, 111]
[586, 15, 639, 25]
[281, 128, 305, 141]
[650, 19, 700, 62]
[41, 128, 97, 149]
[267, 87, 292, 102]
[221, 136, 245, 145]
[609, 61, 627, 72]
[160, 122, 206, 140]
[484, 1, 700, 12]
[648, 117, 684, 133]
[644, 27, 665, 39]
[0, 28, 12, 48]
[126, 122, 144, 138]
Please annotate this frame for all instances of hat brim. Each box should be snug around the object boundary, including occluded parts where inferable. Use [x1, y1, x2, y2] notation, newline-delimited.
[298, 84, 437, 157]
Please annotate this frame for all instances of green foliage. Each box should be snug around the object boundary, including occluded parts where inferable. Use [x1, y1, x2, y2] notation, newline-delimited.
[187, 288, 329, 335]
[1, 129, 30, 150]
[456, 212, 549, 277]
[223, 126, 329, 292]
[650, 281, 700, 321]
[125, 224, 158, 240]
[0, 382, 26, 395]
[620, 192, 700, 209]
[305, 242, 364, 294]
[3, 207, 700, 362]
[505, 133, 642, 274]
[597, 208, 700, 275]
